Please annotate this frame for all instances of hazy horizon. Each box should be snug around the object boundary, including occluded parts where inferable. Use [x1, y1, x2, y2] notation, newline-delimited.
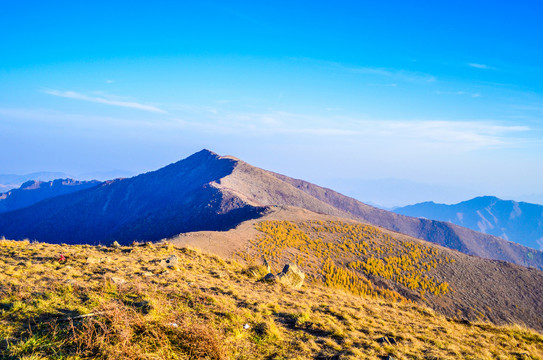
[2, 1, 542, 207]
[2, 153, 542, 208]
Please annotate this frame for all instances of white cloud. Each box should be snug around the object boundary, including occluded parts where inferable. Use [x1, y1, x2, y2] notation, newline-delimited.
[379, 120, 529, 150]
[2, 104, 533, 154]
[436, 90, 482, 98]
[467, 63, 492, 69]
[196, 109, 531, 151]
[339, 64, 436, 83]
[289, 58, 437, 83]
[44, 90, 166, 113]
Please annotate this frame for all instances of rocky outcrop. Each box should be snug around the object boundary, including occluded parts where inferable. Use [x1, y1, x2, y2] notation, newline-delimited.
[263, 263, 305, 289]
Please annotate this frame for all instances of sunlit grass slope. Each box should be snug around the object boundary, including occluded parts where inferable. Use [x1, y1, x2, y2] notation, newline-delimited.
[1, 238, 542, 359]
[239, 220, 453, 301]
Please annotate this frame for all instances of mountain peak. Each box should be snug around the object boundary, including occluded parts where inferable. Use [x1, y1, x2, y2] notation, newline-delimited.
[195, 148, 219, 157]
[462, 195, 500, 207]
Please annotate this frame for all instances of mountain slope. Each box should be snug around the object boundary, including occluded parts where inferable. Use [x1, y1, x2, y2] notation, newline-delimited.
[0, 149, 541, 270]
[251, 170, 543, 269]
[2, 239, 542, 359]
[171, 208, 543, 331]
[395, 196, 543, 251]
[0, 150, 265, 244]
[0, 179, 101, 213]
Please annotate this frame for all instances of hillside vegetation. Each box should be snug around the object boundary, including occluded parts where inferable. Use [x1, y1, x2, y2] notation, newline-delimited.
[1, 239, 542, 360]
[233, 219, 543, 332]
[239, 220, 453, 300]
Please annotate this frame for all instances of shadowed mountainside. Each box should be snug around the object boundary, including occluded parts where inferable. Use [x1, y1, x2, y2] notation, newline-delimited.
[0, 149, 541, 270]
[0, 150, 265, 245]
[395, 196, 543, 251]
[0, 179, 101, 213]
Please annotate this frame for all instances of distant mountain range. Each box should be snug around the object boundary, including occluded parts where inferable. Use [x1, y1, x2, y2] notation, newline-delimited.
[0, 179, 101, 213]
[0, 149, 541, 270]
[395, 196, 543, 251]
[0, 170, 134, 192]
[0, 172, 72, 192]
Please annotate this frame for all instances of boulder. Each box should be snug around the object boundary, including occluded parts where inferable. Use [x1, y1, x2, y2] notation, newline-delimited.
[276, 263, 305, 289]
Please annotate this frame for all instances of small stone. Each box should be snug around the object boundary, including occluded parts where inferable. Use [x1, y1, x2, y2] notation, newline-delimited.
[86, 256, 109, 264]
[111, 241, 121, 248]
[160, 255, 179, 268]
[243, 323, 250, 330]
[110, 276, 126, 285]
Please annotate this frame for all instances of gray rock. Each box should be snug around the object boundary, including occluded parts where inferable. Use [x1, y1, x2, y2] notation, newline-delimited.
[276, 263, 305, 289]
[160, 255, 178, 268]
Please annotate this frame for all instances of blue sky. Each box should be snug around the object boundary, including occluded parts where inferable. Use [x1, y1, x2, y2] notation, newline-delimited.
[1, 1, 542, 206]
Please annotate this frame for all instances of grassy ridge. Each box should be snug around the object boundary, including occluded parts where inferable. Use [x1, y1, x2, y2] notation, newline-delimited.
[1, 239, 542, 359]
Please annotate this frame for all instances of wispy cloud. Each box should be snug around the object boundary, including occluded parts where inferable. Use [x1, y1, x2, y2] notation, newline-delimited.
[44, 90, 166, 113]
[332, 63, 436, 83]
[436, 90, 481, 98]
[289, 58, 437, 83]
[196, 109, 531, 151]
[379, 120, 529, 150]
[467, 63, 493, 70]
[342, 66, 436, 83]
[3, 104, 535, 153]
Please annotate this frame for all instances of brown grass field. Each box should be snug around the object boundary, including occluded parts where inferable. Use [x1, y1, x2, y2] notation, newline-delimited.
[1, 237, 542, 359]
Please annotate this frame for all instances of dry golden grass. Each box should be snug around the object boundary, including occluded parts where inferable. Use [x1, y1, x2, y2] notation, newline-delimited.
[1, 239, 542, 359]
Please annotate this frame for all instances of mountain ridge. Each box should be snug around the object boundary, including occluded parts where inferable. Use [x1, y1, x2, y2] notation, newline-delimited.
[0, 178, 101, 213]
[395, 196, 543, 251]
[0, 149, 541, 270]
